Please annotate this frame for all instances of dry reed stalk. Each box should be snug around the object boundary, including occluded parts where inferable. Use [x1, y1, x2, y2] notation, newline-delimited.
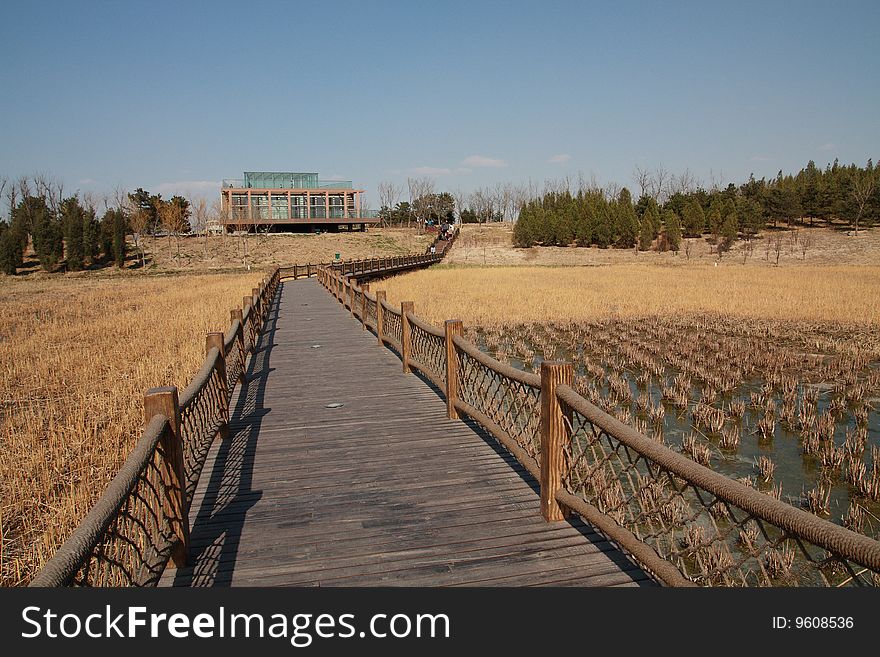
[0, 271, 262, 585]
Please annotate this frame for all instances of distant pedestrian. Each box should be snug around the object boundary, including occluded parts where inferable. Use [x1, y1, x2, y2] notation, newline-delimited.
[430, 244, 436, 255]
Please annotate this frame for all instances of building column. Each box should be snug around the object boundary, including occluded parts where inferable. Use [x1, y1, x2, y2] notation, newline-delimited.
[247, 190, 252, 222]
[325, 191, 330, 221]
[306, 191, 311, 220]
[344, 191, 349, 219]
[287, 190, 291, 221]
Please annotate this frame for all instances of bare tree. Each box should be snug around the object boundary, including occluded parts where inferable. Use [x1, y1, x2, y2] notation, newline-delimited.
[190, 197, 210, 259]
[649, 164, 669, 203]
[450, 187, 470, 222]
[158, 200, 188, 262]
[377, 181, 401, 226]
[407, 176, 434, 231]
[670, 169, 699, 197]
[849, 172, 877, 236]
[32, 173, 65, 216]
[511, 182, 531, 221]
[125, 196, 150, 269]
[633, 165, 651, 198]
[0, 176, 7, 220]
[773, 233, 784, 266]
[800, 232, 813, 259]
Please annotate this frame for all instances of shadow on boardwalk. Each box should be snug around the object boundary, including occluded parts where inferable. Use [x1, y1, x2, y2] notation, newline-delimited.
[167, 279, 653, 587]
[170, 293, 281, 586]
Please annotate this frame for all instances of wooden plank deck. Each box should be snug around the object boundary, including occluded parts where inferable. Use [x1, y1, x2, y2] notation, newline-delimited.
[164, 278, 653, 587]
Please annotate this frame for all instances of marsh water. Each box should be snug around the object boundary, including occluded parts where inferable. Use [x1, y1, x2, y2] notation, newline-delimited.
[471, 320, 880, 542]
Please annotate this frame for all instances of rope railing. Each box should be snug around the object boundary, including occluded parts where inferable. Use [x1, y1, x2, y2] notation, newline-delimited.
[556, 385, 880, 587]
[30, 268, 282, 587]
[314, 262, 880, 588]
[380, 299, 403, 352]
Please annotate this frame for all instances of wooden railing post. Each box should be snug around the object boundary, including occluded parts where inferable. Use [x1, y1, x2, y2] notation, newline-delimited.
[349, 278, 357, 316]
[206, 332, 230, 440]
[361, 283, 369, 330]
[230, 308, 246, 383]
[251, 287, 261, 325]
[540, 361, 574, 522]
[143, 386, 189, 568]
[375, 291, 386, 345]
[401, 301, 414, 374]
[445, 319, 463, 419]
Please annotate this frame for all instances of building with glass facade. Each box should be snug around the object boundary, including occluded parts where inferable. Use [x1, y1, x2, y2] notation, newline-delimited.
[220, 171, 378, 232]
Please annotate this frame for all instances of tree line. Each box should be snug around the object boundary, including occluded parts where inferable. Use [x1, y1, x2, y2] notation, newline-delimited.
[513, 158, 879, 250]
[0, 177, 193, 275]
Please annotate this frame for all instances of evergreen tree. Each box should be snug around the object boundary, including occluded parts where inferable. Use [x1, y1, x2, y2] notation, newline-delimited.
[111, 209, 128, 267]
[0, 223, 23, 275]
[721, 209, 738, 249]
[663, 209, 682, 252]
[641, 200, 661, 239]
[614, 191, 639, 248]
[31, 205, 63, 271]
[82, 208, 101, 265]
[737, 196, 764, 240]
[682, 199, 705, 237]
[638, 215, 653, 250]
[593, 202, 615, 248]
[707, 204, 723, 238]
[61, 197, 86, 271]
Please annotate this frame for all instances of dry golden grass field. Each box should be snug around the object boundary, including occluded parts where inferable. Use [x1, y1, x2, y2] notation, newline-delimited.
[0, 272, 262, 586]
[381, 264, 880, 334]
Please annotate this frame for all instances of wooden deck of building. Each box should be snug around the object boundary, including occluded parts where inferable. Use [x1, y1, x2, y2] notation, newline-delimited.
[164, 278, 653, 587]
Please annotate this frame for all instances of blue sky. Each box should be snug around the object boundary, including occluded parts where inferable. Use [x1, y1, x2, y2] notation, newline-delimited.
[1, 0, 878, 207]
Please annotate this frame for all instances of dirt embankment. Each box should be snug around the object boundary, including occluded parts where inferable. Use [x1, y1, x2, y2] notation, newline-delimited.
[444, 223, 880, 268]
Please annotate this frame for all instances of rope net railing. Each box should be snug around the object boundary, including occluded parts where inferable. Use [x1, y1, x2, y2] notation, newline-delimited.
[314, 256, 880, 588]
[29, 417, 179, 587]
[30, 269, 281, 587]
[179, 349, 228, 502]
[381, 300, 403, 351]
[556, 385, 880, 587]
[454, 336, 542, 468]
[407, 314, 446, 390]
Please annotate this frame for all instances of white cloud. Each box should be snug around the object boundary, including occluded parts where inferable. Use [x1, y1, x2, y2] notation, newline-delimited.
[154, 180, 221, 197]
[749, 155, 770, 162]
[461, 155, 507, 168]
[817, 142, 836, 152]
[78, 178, 96, 185]
[454, 167, 472, 174]
[411, 166, 452, 176]
[548, 154, 571, 164]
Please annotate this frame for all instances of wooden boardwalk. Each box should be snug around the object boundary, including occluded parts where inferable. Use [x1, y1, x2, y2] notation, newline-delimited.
[164, 278, 653, 587]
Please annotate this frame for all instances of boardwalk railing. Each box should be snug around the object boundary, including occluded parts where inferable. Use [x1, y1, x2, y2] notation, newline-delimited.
[317, 266, 880, 587]
[279, 251, 446, 282]
[28, 248, 449, 587]
[29, 270, 282, 587]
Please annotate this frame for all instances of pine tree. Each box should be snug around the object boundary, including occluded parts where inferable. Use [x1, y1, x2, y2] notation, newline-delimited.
[61, 197, 85, 271]
[82, 209, 101, 266]
[707, 204, 722, 238]
[682, 200, 705, 237]
[721, 210, 738, 252]
[31, 206, 63, 271]
[112, 209, 128, 267]
[663, 209, 682, 252]
[0, 223, 22, 274]
[642, 202, 660, 241]
[638, 216, 653, 250]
